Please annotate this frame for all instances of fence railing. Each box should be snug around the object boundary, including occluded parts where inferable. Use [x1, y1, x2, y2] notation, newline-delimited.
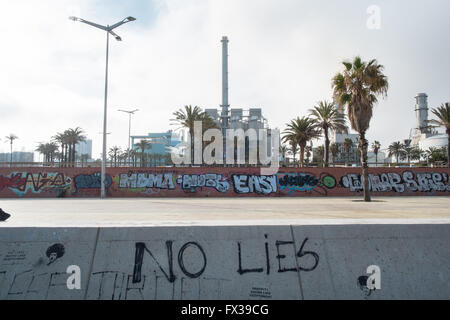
[0, 161, 448, 168]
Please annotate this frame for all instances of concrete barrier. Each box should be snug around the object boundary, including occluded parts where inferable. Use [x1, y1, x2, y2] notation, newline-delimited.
[1, 224, 449, 299]
[1, 167, 449, 198]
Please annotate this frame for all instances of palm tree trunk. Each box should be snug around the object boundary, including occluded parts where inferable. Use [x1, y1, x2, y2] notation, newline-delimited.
[299, 145, 305, 168]
[447, 130, 450, 168]
[359, 133, 371, 202]
[324, 129, 329, 167]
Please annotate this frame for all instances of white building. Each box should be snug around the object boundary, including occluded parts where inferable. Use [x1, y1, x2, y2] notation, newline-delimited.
[410, 93, 448, 150]
[75, 139, 93, 159]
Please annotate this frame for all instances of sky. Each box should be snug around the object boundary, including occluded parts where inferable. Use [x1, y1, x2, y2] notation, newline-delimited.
[0, 0, 449, 159]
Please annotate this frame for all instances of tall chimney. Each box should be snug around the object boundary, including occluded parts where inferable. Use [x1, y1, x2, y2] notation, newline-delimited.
[415, 93, 429, 133]
[221, 36, 229, 129]
[220, 36, 229, 162]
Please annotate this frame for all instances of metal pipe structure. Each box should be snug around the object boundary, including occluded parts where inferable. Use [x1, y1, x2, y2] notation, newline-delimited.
[220, 36, 230, 164]
[69, 16, 136, 198]
[118, 108, 139, 165]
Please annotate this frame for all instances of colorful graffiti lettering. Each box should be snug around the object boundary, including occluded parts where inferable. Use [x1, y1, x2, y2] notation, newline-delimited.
[177, 174, 230, 193]
[74, 172, 112, 192]
[0, 174, 25, 191]
[232, 174, 277, 194]
[119, 172, 175, 189]
[2, 172, 72, 197]
[341, 171, 450, 193]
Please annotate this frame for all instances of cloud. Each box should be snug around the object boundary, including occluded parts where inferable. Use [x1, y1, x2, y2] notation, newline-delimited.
[0, 0, 449, 158]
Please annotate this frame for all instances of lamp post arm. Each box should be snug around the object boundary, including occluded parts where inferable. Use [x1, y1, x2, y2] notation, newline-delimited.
[76, 18, 108, 31]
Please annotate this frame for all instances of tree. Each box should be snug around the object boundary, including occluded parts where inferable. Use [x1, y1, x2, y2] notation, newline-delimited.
[36, 142, 59, 163]
[343, 138, 353, 165]
[135, 139, 151, 167]
[287, 139, 298, 166]
[371, 140, 381, 165]
[330, 142, 339, 165]
[309, 100, 347, 167]
[66, 127, 86, 166]
[429, 103, 450, 167]
[388, 141, 405, 164]
[5, 134, 18, 166]
[305, 145, 313, 164]
[332, 56, 389, 201]
[282, 117, 321, 168]
[279, 144, 288, 166]
[108, 146, 121, 167]
[171, 105, 217, 165]
[426, 146, 448, 165]
[315, 145, 324, 165]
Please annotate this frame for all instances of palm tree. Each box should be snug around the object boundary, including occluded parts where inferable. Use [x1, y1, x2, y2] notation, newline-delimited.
[388, 141, 404, 164]
[343, 138, 353, 165]
[287, 140, 298, 166]
[135, 139, 151, 167]
[66, 127, 86, 166]
[309, 100, 348, 167]
[332, 56, 389, 201]
[279, 144, 288, 166]
[108, 146, 121, 167]
[282, 117, 321, 168]
[5, 134, 18, 166]
[330, 142, 339, 165]
[53, 132, 68, 165]
[305, 145, 313, 164]
[371, 140, 381, 166]
[171, 105, 217, 165]
[429, 103, 450, 167]
[315, 145, 324, 166]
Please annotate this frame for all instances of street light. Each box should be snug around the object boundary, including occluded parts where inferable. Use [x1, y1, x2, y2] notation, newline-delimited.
[118, 108, 139, 166]
[69, 15, 136, 198]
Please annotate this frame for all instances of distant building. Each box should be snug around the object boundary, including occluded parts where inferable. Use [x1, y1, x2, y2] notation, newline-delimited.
[410, 93, 448, 150]
[75, 139, 93, 159]
[131, 130, 181, 165]
[327, 104, 361, 164]
[204, 36, 273, 164]
[0, 151, 34, 163]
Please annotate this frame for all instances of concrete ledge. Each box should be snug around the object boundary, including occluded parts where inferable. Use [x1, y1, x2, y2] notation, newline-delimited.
[1, 223, 449, 299]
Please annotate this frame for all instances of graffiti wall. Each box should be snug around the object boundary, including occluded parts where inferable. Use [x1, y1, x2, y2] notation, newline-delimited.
[0, 167, 449, 198]
[1, 224, 450, 299]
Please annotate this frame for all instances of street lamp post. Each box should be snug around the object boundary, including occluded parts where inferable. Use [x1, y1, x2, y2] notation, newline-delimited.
[69, 16, 136, 199]
[118, 108, 139, 166]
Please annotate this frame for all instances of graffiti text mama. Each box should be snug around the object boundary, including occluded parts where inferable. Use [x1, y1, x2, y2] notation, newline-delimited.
[171, 121, 280, 174]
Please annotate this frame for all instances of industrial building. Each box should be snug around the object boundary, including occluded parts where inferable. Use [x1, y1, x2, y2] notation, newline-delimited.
[409, 93, 448, 150]
[203, 36, 273, 164]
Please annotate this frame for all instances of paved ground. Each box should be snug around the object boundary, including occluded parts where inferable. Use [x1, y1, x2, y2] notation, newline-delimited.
[0, 197, 449, 227]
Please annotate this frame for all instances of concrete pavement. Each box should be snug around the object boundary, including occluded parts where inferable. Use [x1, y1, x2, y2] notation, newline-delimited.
[0, 196, 449, 227]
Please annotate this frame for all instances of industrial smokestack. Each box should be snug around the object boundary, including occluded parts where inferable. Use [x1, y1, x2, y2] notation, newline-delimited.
[415, 93, 429, 133]
[221, 36, 229, 131]
[220, 36, 229, 163]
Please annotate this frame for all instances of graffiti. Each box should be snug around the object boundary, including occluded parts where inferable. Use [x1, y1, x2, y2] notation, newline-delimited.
[132, 241, 207, 284]
[177, 174, 229, 193]
[1, 168, 449, 198]
[90, 270, 230, 300]
[74, 172, 112, 192]
[119, 172, 175, 190]
[0, 172, 72, 196]
[0, 174, 25, 191]
[237, 236, 319, 275]
[341, 171, 450, 193]
[46, 244, 65, 266]
[278, 173, 320, 191]
[232, 174, 277, 194]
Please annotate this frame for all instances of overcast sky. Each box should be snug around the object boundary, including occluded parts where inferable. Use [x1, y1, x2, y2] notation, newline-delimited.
[1, 0, 449, 159]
